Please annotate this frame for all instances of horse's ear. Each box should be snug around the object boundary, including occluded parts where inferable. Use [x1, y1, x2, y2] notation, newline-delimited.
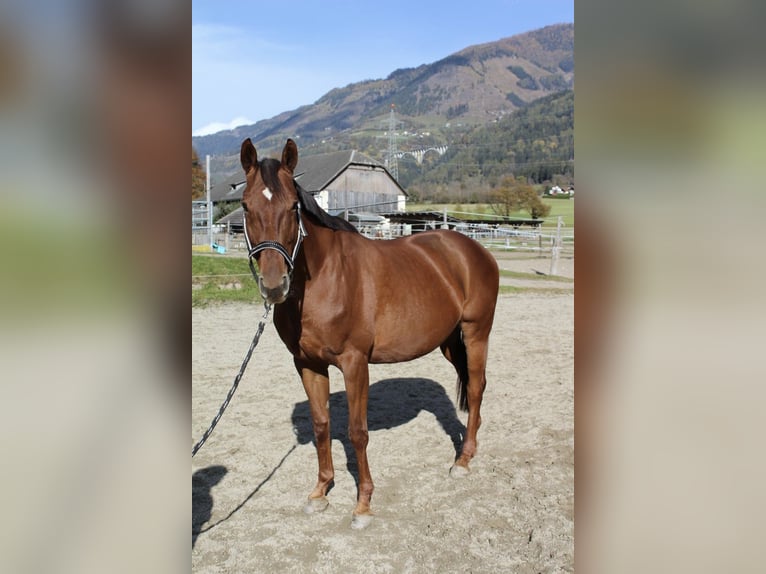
[240, 138, 258, 174]
[281, 138, 298, 173]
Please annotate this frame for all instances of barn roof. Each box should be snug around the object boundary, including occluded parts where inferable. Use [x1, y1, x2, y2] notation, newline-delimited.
[209, 149, 406, 204]
[295, 150, 396, 192]
[216, 207, 245, 227]
[209, 172, 246, 203]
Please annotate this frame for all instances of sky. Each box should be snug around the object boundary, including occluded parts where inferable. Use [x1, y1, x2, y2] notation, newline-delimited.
[192, 0, 573, 136]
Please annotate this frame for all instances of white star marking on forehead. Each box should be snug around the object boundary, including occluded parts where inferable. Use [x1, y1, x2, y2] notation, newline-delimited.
[262, 187, 273, 201]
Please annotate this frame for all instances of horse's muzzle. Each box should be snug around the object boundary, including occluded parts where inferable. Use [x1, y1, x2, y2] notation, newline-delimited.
[258, 274, 290, 305]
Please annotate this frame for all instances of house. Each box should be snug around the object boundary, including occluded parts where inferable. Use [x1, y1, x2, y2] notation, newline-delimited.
[545, 185, 574, 198]
[213, 149, 407, 231]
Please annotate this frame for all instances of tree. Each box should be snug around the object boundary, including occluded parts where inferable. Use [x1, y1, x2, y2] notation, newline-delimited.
[489, 176, 520, 217]
[192, 147, 206, 200]
[490, 176, 551, 219]
[526, 189, 552, 219]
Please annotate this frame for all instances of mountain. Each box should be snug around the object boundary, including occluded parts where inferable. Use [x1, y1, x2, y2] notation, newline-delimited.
[193, 23, 573, 164]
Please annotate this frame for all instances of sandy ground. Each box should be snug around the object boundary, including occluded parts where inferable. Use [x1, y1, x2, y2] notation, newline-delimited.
[192, 256, 573, 573]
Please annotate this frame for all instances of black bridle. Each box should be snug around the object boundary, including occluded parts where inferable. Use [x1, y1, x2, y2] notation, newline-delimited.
[242, 200, 308, 282]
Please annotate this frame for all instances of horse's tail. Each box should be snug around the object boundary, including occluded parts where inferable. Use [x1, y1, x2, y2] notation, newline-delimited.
[453, 327, 470, 413]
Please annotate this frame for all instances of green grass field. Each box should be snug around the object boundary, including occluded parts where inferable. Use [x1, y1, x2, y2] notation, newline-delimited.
[192, 254, 262, 306]
[541, 197, 574, 227]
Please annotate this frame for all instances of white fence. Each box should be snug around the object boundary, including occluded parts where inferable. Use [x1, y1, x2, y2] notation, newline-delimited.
[192, 222, 246, 252]
[193, 220, 573, 259]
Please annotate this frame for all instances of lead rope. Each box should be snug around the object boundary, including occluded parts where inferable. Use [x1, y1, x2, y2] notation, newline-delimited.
[192, 303, 272, 457]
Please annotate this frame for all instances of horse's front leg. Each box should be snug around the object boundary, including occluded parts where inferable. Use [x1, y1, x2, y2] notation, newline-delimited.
[296, 360, 334, 514]
[339, 352, 374, 529]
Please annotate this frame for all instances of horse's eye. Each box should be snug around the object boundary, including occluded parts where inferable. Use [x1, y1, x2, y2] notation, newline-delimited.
[241, 201, 249, 213]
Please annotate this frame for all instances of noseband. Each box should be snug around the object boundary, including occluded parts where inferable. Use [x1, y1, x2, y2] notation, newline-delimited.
[242, 201, 307, 282]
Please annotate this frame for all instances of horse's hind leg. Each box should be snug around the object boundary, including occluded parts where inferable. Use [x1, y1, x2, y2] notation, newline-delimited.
[450, 320, 491, 476]
[297, 360, 334, 513]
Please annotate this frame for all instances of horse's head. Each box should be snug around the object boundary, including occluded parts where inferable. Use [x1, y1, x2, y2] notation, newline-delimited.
[240, 138, 305, 305]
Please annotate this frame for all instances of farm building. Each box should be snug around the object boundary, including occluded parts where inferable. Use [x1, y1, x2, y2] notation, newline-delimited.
[212, 149, 406, 231]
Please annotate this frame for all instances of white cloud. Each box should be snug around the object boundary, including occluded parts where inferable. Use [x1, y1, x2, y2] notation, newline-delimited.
[192, 116, 254, 137]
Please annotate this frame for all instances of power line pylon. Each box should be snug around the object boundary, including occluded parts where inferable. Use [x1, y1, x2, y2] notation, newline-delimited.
[386, 104, 399, 181]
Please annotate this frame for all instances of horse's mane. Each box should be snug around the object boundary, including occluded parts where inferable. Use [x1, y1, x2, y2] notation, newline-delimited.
[296, 183, 359, 234]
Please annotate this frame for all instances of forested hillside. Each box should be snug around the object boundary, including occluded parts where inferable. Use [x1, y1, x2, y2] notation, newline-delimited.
[400, 90, 573, 202]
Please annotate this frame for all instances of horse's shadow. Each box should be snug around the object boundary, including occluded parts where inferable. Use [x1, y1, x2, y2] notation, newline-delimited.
[192, 465, 227, 548]
[291, 377, 466, 488]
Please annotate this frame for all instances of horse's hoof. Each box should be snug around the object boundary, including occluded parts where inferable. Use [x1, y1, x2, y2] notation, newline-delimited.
[449, 464, 470, 478]
[350, 512, 374, 530]
[303, 496, 329, 514]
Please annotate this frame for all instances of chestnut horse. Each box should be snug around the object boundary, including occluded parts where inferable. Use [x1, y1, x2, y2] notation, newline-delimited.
[240, 138, 499, 528]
